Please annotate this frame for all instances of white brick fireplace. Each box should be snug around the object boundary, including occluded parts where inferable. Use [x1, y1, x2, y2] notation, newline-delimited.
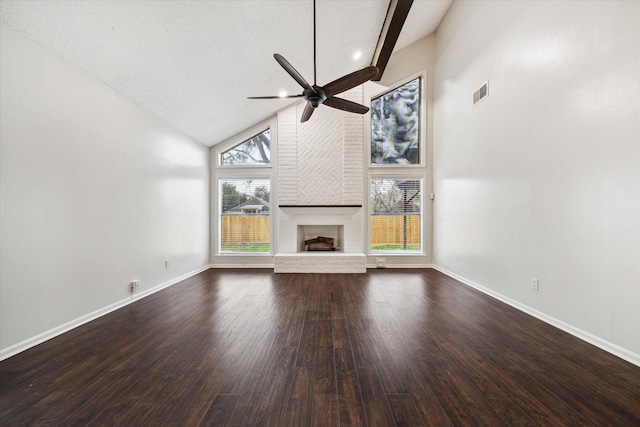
[274, 89, 367, 273]
[274, 206, 366, 273]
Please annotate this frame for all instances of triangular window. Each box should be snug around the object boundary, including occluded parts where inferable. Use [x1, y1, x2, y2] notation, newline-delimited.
[221, 129, 270, 165]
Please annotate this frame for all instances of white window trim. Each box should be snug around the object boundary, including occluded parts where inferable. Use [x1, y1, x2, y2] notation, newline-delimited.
[213, 117, 277, 259]
[367, 174, 425, 256]
[216, 117, 276, 168]
[216, 173, 273, 256]
[363, 70, 429, 260]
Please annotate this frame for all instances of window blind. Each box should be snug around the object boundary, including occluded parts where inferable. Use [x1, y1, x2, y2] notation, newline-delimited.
[219, 178, 271, 253]
[370, 178, 421, 252]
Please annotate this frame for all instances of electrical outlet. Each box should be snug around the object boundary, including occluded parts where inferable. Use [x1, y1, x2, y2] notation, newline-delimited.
[165, 260, 170, 269]
[531, 278, 539, 291]
[376, 258, 386, 268]
[131, 280, 140, 293]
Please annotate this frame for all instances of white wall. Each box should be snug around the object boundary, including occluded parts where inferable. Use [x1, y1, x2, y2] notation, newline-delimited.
[433, 1, 640, 363]
[0, 24, 210, 357]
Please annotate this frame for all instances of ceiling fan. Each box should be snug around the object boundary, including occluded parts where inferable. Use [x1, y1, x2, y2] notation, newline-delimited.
[248, 0, 379, 123]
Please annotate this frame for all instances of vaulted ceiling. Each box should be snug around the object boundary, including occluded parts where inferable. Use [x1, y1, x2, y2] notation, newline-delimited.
[0, 0, 452, 147]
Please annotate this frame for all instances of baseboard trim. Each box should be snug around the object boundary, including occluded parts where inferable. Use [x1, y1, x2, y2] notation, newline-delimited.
[431, 265, 640, 367]
[0, 265, 211, 361]
[210, 263, 275, 269]
[366, 263, 433, 269]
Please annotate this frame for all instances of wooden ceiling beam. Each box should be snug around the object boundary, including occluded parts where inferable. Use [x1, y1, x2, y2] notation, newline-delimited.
[370, 0, 414, 81]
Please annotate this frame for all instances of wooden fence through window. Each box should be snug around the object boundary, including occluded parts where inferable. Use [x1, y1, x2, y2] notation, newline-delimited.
[220, 214, 420, 246]
[370, 215, 420, 246]
[221, 215, 270, 244]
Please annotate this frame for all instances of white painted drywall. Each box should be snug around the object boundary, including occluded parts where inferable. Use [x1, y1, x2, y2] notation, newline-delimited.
[0, 24, 210, 354]
[433, 1, 640, 361]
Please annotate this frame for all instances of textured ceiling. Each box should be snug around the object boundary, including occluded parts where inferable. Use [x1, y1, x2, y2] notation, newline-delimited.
[0, 0, 452, 147]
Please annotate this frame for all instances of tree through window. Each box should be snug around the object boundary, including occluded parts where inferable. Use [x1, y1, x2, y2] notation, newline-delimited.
[221, 129, 270, 165]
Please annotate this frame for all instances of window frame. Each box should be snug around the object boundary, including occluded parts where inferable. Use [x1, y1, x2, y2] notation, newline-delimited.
[216, 119, 274, 168]
[364, 70, 428, 258]
[368, 174, 425, 256]
[213, 118, 276, 257]
[217, 174, 273, 256]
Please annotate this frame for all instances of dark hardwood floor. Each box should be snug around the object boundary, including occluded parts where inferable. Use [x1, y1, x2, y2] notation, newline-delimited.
[1, 268, 639, 426]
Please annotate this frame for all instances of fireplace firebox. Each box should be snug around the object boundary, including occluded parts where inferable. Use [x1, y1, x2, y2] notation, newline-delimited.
[297, 225, 343, 252]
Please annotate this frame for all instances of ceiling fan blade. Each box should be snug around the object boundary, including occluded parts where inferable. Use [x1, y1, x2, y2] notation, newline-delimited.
[324, 96, 370, 114]
[323, 66, 379, 96]
[274, 54, 315, 93]
[247, 94, 304, 99]
[301, 102, 315, 123]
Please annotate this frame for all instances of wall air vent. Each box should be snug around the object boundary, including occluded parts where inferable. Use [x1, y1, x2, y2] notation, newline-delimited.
[473, 81, 489, 105]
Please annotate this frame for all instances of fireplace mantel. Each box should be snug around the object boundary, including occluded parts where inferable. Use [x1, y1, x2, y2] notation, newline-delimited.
[279, 205, 362, 216]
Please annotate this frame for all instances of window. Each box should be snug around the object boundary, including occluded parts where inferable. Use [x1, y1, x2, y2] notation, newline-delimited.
[219, 178, 270, 253]
[370, 77, 421, 165]
[367, 73, 426, 257]
[221, 129, 270, 165]
[370, 178, 422, 253]
[215, 120, 273, 256]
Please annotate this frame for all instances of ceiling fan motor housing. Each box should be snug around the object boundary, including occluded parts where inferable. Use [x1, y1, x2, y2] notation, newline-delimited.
[304, 86, 327, 108]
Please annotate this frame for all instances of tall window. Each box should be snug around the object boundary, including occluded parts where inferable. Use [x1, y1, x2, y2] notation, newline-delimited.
[219, 178, 271, 253]
[221, 129, 270, 166]
[369, 74, 425, 255]
[370, 77, 421, 165]
[370, 178, 421, 253]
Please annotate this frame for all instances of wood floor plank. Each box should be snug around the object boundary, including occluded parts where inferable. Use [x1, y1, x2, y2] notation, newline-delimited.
[335, 347, 368, 426]
[199, 394, 239, 426]
[296, 310, 319, 368]
[314, 319, 337, 395]
[331, 302, 349, 349]
[284, 367, 314, 427]
[356, 367, 396, 427]
[252, 345, 298, 427]
[455, 346, 568, 426]
[1, 268, 638, 426]
[404, 375, 453, 427]
[312, 393, 340, 427]
[479, 348, 592, 426]
[432, 331, 540, 425]
[346, 318, 378, 369]
[387, 394, 429, 427]
[370, 331, 413, 394]
[424, 362, 509, 426]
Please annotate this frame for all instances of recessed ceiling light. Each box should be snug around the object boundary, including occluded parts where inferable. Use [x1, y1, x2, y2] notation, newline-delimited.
[278, 91, 287, 98]
[353, 51, 362, 60]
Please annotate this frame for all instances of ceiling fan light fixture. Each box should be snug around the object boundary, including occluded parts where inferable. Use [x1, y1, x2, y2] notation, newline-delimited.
[248, 0, 378, 123]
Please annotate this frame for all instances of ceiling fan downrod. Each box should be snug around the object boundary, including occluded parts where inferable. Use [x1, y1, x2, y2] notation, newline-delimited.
[248, 0, 379, 123]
